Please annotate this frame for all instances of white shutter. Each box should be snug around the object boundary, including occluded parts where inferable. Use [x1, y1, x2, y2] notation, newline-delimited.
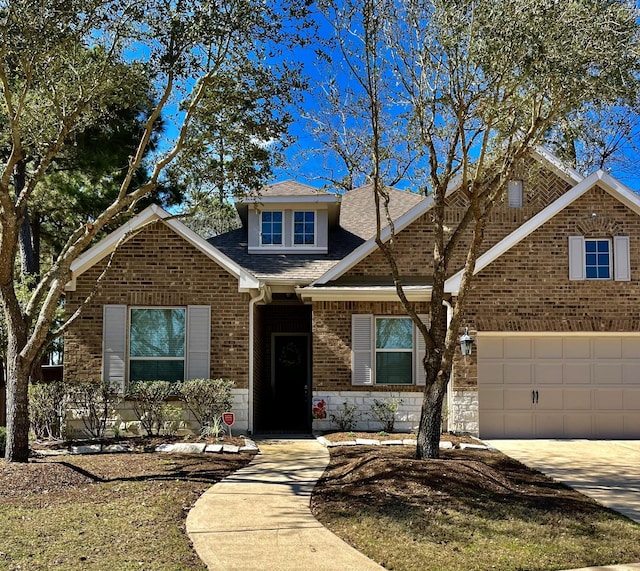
[414, 314, 429, 386]
[186, 305, 211, 379]
[568, 236, 585, 281]
[614, 236, 631, 281]
[351, 314, 374, 386]
[102, 305, 127, 393]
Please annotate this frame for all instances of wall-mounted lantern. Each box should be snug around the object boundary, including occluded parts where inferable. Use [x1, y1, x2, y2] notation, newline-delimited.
[460, 327, 474, 356]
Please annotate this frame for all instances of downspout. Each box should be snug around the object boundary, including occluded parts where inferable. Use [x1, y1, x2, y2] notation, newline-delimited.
[442, 299, 454, 432]
[248, 286, 268, 434]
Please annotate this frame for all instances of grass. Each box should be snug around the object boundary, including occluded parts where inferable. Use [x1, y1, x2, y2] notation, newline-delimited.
[0, 452, 252, 570]
[311, 445, 640, 571]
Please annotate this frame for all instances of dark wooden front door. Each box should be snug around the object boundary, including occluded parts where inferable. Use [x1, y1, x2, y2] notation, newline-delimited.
[271, 334, 310, 431]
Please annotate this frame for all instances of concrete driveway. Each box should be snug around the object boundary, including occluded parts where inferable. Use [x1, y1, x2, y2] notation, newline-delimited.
[488, 440, 640, 524]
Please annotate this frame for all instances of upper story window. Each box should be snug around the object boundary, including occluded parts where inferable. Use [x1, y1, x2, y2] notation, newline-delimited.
[293, 211, 315, 245]
[261, 211, 283, 245]
[585, 238, 611, 279]
[129, 308, 186, 382]
[508, 180, 523, 208]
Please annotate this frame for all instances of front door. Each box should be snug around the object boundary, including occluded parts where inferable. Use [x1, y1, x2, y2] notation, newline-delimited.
[271, 334, 310, 431]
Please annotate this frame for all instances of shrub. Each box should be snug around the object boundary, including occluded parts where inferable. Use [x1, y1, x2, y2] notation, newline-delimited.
[179, 378, 234, 437]
[329, 402, 360, 432]
[68, 380, 123, 439]
[0, 426, 6, 457]
[161, 403, 184, 436]
[128, 381, 176, 436]
[29, 381, 69, 439]
[370, 397, 404, 433]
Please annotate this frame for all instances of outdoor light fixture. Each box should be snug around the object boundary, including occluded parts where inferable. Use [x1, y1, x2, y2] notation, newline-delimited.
[460, 327, 474, 356]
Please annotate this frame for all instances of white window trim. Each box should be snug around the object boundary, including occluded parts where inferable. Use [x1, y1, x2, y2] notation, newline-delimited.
[584, 237, 612, 281]
[375, 316, 414, 386]
[128, 306, 187, 382]
[292, 210, 317, 247]
[260, 210, 284, 247]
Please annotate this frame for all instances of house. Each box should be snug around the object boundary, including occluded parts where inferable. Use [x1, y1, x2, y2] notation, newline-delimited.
[64, 148, 640, 439]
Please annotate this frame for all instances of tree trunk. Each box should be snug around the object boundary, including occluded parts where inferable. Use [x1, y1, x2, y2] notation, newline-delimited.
[4, 333, 31, 462]
[416, 374, 448, 459]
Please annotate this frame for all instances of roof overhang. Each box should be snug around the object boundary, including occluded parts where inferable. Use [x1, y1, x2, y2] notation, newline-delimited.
[296, 284, 432, 302]
[66, 204, 261, 292]
[445, 169, 640, 294]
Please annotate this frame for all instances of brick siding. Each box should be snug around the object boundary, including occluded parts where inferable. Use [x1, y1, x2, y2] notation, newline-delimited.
[64, 221, 250, 389]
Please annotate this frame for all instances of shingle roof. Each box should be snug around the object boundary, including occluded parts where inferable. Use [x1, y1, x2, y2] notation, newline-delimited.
[209, 182, 426, 283]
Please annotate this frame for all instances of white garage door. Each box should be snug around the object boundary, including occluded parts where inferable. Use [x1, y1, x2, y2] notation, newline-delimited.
[478, 334, 640, 439]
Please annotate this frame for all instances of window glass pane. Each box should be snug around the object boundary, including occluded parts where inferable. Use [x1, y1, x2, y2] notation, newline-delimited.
[261, 211, 282, 245]
[293, 211, 315, 245]
[130, 360, 184, 382]
[376, 318, 413, 349]
[584, 239, 611, 280]
[130, 309, 185, 357]
[376, 353, 412, 384]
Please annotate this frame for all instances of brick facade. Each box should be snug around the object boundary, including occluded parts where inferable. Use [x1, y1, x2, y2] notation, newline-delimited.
[64, 221, 250, 389]
[312, 300, 430, 392]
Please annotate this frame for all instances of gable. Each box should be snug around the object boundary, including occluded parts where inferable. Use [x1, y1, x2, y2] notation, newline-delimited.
[446, 171, 640, 294]
[67, 205, 260, 292]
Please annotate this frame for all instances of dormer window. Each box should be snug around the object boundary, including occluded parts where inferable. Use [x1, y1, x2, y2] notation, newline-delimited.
[261, 211, 283, 245]
[293, 211, 315, 245]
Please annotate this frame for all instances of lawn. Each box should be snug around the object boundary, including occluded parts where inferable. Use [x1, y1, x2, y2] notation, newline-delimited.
[0, 450, 253, 571]
[311, 444, 640, 571]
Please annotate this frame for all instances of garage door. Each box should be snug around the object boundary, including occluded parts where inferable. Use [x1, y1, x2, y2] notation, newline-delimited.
[478, 334, 640, 439]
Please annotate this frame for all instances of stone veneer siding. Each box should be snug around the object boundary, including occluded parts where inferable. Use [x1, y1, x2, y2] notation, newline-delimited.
[64, 221, 251, 390]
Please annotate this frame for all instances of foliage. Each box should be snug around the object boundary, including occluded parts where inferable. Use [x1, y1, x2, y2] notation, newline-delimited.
[28, 382, 69, 440]
[179, 378, 234, 436]
[1, 0, 311, 461]
[315, 0, 640, 458]
[370, 397, 403, 433]
[161, 403, 184, 437]
[329, 402, 360, 432]
[68, 380, 123, 439]
[128, 381, 177, 436]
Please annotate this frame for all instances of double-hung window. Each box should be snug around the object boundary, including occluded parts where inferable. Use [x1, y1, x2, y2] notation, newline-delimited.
[293, 211, 315, 245]
[129, 308, 186, 382]
[375, 317, 414, 385]
[584, 239, 611, 279]
[568, 235, 630, 281]
[261, 211, 283, 245]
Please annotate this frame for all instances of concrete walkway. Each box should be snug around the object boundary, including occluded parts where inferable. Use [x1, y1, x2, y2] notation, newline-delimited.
[488, 440, 640, 524]
[185, 437, 383, 571]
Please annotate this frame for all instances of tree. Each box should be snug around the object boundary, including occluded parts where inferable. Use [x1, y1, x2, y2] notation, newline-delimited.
[315, 0, 639, 458]
[1, 0, 309, 461]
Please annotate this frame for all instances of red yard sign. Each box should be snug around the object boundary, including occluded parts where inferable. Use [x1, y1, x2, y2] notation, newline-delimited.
[222, 412, 235, 426]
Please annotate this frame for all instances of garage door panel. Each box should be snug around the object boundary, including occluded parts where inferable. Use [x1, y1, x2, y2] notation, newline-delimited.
[565, 414, 593, 438]
[622, 389, 640, 410]
[564, 362, 592, 384]
[623, 414, 640, 436]
[563, 389, 592, 410]
[594, 389, 623, 410]
[535, 414, 564, 438]
[595, 338, 622, 359]
[563, 337, 591, 359]
[504, 363, 532, 384]
[594, 363, 622, 384]
[504, 338, 532, 358]
[622, 337, 640, 358]
[503, 388, 534, 410]
[534, 363, 563, 384]
[623, 363, 640, 384]
[595, 414, 624, 438]
[479, 337, 504, 359]
[478, 388, 504, 410]
[536, 388, 564, 411]
[504, 414, 533, 438]
[534, 338, 563, 359]
[478, 361, 504, 383]
[479, 415, 507, 439]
